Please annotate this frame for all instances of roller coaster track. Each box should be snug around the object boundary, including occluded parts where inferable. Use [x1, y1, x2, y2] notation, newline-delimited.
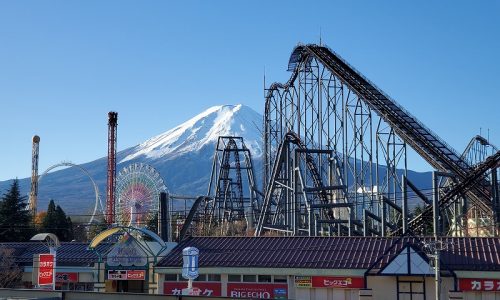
[256, 132, 332, 235]
[397, 151, 500, 235]
[288, 44, 493, 217]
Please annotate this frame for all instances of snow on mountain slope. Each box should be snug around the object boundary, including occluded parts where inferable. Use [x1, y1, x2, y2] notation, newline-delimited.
[120, 104, 263, 163]
[0, 104, 433, 216]
[0, 104, 265, 214]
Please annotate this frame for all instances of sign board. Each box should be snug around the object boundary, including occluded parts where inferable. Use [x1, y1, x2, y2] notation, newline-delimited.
[106, 234, 148, 267]
[38, 254, 55, 286]
[108, 270, 127, 280]
[164, 282, 222, 296]
[107, 270, 146, 281]
[56, 272, 78, 283]
[295, 276, 312, 288]
[295, 276, 364, 289]
[182, 247, 199, 280]
[227, 283, 288, 299]
[459, 278, 500, 291]
[127, 270, 146, 280]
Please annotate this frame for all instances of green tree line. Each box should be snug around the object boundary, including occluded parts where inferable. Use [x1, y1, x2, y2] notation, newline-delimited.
[0, 179, 74, 242]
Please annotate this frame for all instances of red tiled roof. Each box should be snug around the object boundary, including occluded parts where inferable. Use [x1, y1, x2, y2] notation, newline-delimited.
[157, 236, 500, 272]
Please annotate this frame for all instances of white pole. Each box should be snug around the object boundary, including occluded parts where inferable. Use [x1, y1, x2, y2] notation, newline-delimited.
[49, 247, 56, 291]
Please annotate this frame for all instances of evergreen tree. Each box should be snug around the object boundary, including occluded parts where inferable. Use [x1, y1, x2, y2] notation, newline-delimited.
[0, 179, 34, 242]
[41, 200, 57, 232]
[40, 200, 74, 241]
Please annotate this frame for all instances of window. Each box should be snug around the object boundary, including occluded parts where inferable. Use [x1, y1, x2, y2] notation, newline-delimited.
[164, 274, 177, 281]
[228, 274, 241, 282]
[194, 274, 207, 281]
[273, 275, 287, 283]
[207, 274, 221, 282]
[258, 275, 272, 283]
[398, 278, 425, 300]
[243, 275, 257, 282]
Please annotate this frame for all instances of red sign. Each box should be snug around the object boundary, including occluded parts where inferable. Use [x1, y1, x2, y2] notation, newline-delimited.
[459, 278, 500, 291]
[164, 282, 221, 296]
[38, 254, 55, 286]
[127, 270, 146, 280]
[107, 270, 146, 281]
[227, 283, 288, 299]
[56, 272, 78, 283]
[311, 276, 364, 289]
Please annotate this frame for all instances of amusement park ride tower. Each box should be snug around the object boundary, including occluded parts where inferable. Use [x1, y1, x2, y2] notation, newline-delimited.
[106, 112, 118, 224]
[29, 135, 40, 217]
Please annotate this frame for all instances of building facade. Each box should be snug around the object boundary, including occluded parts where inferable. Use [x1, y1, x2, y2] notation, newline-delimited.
[155, 236, 500, 300]
[1, 236, 499, 299]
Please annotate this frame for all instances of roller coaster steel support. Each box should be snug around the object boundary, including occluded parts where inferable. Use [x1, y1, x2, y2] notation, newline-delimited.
[260, 48, 407, 236]
[206, 136, 260, 234]
[260, 44, 498, 236]
[257, 132, 348, 236]
[493, 169, 499, 223]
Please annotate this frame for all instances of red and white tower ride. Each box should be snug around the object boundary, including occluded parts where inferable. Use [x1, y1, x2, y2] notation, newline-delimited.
[106, 112, 118, 225]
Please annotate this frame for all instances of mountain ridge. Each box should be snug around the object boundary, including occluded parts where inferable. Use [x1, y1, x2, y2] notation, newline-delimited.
[0, 104, 263, 216]
[0, 104, 432, 218]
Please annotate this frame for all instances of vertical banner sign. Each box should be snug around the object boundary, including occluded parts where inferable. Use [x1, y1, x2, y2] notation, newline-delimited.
[38, 254, 55, 286]
[182, 247, 199, 280]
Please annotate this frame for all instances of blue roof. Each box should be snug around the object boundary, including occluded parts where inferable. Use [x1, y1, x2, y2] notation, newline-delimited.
[0, 242, 113, 266]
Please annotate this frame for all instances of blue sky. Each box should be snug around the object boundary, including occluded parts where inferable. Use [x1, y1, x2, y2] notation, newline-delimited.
[0, 1, 499, 181]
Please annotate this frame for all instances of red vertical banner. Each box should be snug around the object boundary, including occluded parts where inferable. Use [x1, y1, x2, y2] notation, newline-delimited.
[38, 254, 55, 286]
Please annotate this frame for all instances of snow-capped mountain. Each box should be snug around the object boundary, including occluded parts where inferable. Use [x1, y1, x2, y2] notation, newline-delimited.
[0, 103, 432, 218]
[0, 104, 264, 215]
[120, 104, 262, 163]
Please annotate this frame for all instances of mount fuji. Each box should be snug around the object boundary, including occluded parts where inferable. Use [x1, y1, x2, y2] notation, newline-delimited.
[0, 104, 432, 218]
[0, 104, 264, 215]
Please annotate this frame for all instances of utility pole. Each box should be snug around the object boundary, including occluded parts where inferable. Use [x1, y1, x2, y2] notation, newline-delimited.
[433, 172, 441, 300]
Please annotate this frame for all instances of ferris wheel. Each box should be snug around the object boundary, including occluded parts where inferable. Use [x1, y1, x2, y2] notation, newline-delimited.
[115, 163, 167, 227]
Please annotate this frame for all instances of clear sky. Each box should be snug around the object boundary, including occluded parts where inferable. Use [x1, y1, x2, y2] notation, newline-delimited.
[0, 0, 499, 181]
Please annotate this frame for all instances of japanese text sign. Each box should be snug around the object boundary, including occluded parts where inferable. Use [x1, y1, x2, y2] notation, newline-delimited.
[459, 278, 500, 291]
[38, 254, 54, 286]
[164, 282, 221, 297]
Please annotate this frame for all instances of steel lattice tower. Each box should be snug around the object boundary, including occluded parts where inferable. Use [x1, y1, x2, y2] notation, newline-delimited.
[29, 135, 40, 217]
[203, 136, 261, 235]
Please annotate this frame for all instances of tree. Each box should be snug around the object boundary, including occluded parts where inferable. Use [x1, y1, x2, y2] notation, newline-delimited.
[147, 213, 158, 234]
[34, 211, 47, 230]
[0, 179, 34, 242]
[40, 200, 74, 241]
[87, 221, 107, 242]
[0, 247, 22, 288]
